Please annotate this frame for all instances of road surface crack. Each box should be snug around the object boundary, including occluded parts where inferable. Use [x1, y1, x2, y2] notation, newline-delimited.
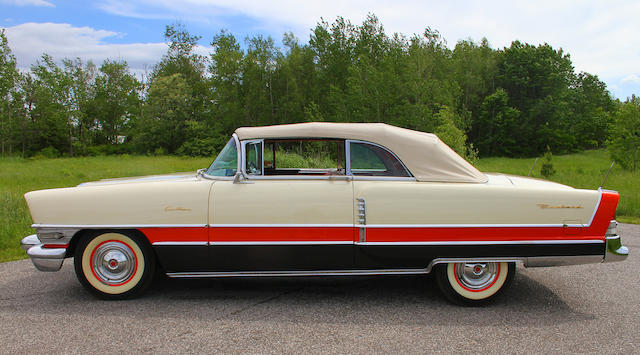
[215, 286, 304, 321]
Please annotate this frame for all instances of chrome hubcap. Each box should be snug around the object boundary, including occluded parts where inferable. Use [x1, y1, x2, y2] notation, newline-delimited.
[92, 241, 136, 285]
[455, 263, 499, 290]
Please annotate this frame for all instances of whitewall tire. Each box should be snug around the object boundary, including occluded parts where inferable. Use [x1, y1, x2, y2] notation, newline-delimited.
[435, 262, 515, 306]
[74, 231, 155, 300]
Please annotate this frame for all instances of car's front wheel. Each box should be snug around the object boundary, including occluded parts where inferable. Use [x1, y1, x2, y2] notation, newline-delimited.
[435, 261, 514, 306]
[74, 231, 155, 300]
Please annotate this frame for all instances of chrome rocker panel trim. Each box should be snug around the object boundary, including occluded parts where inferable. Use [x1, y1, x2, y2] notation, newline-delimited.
[167, 269, 428, 278]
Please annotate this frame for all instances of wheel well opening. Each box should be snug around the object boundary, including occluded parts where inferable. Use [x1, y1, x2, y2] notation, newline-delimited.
[66, 229, 154, 259]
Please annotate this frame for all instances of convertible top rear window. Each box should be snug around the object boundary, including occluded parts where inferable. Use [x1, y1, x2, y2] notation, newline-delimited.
[348, 141, 410, 177]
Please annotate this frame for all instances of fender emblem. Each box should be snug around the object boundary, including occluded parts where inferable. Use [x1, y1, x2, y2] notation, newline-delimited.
[164, 206, 192, 212]
[537, 204, 583, 209]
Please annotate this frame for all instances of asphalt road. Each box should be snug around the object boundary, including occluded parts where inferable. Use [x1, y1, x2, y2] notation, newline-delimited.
[1, 223, 639, 354]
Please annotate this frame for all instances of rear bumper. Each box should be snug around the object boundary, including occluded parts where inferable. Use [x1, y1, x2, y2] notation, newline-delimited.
[20, 234, 66, 272]
[603, 220, 628, 263]
[604, 235, 629, 263]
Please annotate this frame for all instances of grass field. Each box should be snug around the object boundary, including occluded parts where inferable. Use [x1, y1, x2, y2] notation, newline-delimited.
[0, 155, 211, 262]
[476, 150, 639, 223]
[1, 150, 637, 262]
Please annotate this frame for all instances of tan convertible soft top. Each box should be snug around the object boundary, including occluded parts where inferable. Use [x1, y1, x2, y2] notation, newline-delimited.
[235, 122, 487, 183]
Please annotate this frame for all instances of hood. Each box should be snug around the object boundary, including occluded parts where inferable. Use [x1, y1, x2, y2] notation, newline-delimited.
[77, 172, 198, 187]
[25, 171, 212, 226]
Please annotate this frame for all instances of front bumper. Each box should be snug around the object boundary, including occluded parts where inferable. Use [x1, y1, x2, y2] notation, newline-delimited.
[604, 220, 629, 263]
[20, 234, 66, 272]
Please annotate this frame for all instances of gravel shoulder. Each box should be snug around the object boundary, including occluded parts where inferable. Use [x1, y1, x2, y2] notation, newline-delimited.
[1, 224, 638, 354]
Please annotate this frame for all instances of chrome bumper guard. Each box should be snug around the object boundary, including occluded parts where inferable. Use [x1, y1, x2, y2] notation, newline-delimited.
[604, 220, 629, 263]
[20, 234, 66, 272]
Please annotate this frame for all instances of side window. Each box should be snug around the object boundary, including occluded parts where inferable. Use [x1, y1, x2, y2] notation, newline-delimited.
[245, 141, 263, 175]
[349, 141, 410, 177]
[263, 139, 345, 176]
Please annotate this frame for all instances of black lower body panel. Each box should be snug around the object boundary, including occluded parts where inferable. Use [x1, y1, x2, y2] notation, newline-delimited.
[153, 242, 605, 273]
[355, 243, 605, 269]
[154, 245, 353, 272]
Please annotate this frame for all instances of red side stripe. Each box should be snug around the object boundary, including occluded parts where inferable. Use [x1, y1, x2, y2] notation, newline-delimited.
[210, 227, 354, 242]
[140, 227, 208, 244]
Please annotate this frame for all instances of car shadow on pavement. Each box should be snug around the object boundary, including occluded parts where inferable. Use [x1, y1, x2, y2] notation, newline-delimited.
[138, 271, 595, 326]
[1, 260, 595, 327]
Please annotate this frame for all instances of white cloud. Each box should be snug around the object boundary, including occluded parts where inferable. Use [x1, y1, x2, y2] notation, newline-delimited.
[0, 0, 54, 7]
[3, 22, 210, 80]
[621, 74, 640, 84]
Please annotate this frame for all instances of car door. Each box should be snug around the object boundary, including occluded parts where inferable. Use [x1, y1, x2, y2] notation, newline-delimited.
[208, 139, 355, 271]
[346, 140, 430, 269]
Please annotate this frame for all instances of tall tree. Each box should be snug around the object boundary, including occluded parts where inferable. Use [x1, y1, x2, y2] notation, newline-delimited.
[608, 97, 640, 171]
[88, 60, 140, 146]
[309, 16, 356, 120]
[452, 38, 499, 147]
[62, 57, 96, 155]
[136, 73, 191, 154]
[137, 24, 210, 153]
[473, 88, 520, 156]
[271, 32, 316, 124]
[569, 72, 614, 149]
[209, 29, 244, 139]
[242, 35, 278, 126]
[497, 41, 575, 155]
[0, 29, 18, 155]
[30, 54, 72, 156]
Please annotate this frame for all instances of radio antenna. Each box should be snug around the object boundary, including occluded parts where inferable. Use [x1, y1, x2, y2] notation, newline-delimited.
[528, 157, 539, 177]
[600, 161, 615, 189]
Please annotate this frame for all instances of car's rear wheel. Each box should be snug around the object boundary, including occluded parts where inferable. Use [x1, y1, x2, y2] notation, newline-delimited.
[435, 261, 514, 306]
[74, 231, 155, 300]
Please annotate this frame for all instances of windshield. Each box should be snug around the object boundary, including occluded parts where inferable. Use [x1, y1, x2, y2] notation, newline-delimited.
[206, 138, 238, 176]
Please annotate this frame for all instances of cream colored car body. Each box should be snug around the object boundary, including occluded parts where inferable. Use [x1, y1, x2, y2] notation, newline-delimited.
[24, 172, 599, 228]
[20, 122, 626, 301]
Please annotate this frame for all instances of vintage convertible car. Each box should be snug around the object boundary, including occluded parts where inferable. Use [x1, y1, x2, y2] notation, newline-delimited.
[20, 122, 628, 305]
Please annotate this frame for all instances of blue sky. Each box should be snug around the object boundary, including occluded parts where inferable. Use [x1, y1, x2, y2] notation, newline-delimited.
[2, 0, 639, 100]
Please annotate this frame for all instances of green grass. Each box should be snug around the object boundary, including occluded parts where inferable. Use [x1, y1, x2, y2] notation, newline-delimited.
[0, 155, 211, 262]
[1, 150, 638, 263]
[476, 150, 639, 220]
[275, 150, 337, 169]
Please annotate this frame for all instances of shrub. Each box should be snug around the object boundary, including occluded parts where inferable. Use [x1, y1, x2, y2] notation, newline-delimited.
[177, 138, 218, 157]
[540, 146, 556, 178]
[31, 146, 60, 159]
[86, 144, 134, 156]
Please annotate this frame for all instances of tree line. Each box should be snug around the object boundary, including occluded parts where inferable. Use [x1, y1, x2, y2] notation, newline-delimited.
[0, 14, 638, 169]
